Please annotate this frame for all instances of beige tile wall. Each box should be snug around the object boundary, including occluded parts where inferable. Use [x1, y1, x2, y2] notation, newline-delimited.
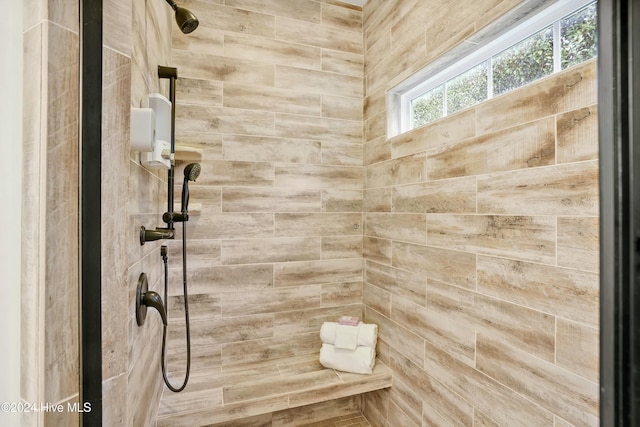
[108, 0, 366, 425]
[21, 0, 80, 425]
[21, 19, 44, 427]
[102, 0, 175, 425]
[166, 1, 365, 392]
[362, 1, 599, 426]
[22, 1, 600, 425]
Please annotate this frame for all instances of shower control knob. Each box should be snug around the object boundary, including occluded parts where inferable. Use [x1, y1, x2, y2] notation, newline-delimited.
[136, 273, 168, 327]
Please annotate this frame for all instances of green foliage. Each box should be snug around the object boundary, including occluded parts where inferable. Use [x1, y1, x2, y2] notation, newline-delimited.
[493, 27, 554, 96]
[561, 2, 597, 69]
[447, 63, 488, 114]
[412, 86, 443, 127]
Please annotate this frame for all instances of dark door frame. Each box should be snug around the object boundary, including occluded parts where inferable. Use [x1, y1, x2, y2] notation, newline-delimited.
[79, 0, 103, 424]
[599, 0, 640, 425]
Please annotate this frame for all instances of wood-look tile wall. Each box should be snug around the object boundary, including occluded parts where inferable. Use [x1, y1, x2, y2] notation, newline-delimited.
[362, 1, 599, 426]
[21, 1, 80, 425]
[101, 0, 176, 425]
[166, 0, 364, 402]
[88, 0, 599, 425]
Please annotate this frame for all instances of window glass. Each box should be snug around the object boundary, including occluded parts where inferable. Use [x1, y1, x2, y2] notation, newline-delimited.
[561, 2, 597, 69]
[446, 62, 488, 115]
[394, 0, 597, 136]
[492, 26, 554, 96]
[412, 85, 444, 128]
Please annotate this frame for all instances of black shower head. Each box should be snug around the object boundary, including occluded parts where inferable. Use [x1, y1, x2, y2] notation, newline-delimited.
[184, 163, 201, 182]
[181, 163, 201, 213]
[165, 0, 199, 34]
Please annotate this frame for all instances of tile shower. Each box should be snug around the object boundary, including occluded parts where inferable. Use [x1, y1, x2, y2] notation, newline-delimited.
[22, 0, 599, 426]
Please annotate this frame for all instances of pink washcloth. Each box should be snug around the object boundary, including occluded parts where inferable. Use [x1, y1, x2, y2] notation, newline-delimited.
[338, 316, 360, 326]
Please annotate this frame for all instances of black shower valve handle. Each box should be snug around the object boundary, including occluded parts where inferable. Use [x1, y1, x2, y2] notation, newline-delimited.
[136, 273, 168, 327]
[142, 291, 168, 326]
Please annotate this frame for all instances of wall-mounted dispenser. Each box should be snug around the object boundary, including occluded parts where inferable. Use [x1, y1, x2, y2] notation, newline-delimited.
[130, 93, 172, 169]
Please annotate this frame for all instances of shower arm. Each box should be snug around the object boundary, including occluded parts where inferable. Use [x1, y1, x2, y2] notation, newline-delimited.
[164, 0, 179, 11]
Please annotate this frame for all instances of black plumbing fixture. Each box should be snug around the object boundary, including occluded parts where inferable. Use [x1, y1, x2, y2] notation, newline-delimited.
[163, 162, 201, 225]
[181, 163, 201, 214]
[137, 66, 196, 394]
[140, 66, 179, 246]
[159, 65, 178, 231]
[164, 0, 199, 34]
[136, 273, 167, 326]
[159, 243, 191, 392]
[139, 226, 174, 245]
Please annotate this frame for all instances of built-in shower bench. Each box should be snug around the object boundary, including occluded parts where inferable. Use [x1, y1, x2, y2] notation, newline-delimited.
[156, 354, 392, 426]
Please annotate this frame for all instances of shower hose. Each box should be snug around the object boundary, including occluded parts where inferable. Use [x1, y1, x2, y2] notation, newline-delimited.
[159, 221, 191, 392]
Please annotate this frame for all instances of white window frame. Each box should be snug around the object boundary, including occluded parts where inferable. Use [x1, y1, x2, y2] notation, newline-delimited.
[395, 0, 596, 135]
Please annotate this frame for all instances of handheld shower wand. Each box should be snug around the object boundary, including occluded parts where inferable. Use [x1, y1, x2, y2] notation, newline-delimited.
[158, 164, 200, 393]
[181, 163, 201, 214]
[162, 163, 201, 224]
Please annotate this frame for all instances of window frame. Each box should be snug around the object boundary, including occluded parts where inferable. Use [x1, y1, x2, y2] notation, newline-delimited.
[396, 0, 596, 135]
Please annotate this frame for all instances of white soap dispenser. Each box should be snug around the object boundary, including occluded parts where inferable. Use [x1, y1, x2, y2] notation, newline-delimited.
[130, 93, 172, 169]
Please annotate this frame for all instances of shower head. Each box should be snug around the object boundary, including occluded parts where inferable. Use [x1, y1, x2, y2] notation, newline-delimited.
[181, 163, 201, 213]
[165, 0, 199, 34]
[184, 163, 201, 182]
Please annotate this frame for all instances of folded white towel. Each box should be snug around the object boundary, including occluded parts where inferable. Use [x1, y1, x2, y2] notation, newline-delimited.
[334, 324, 359, 350]
[319, 343, 376, 375]
[320, 322, 377, 348]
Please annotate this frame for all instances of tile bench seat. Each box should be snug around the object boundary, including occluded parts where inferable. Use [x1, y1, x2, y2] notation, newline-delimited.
[156, 354, 392, 427]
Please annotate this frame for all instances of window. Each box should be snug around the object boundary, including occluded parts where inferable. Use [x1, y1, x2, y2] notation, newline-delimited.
[492, 27, 554, 96]
[397, 0, 597, 135]
[561, 2, 598, 68]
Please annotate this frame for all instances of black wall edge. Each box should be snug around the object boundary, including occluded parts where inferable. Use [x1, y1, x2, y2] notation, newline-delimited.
[599, 0, 640, 425]
[80, 0, 103, 424]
